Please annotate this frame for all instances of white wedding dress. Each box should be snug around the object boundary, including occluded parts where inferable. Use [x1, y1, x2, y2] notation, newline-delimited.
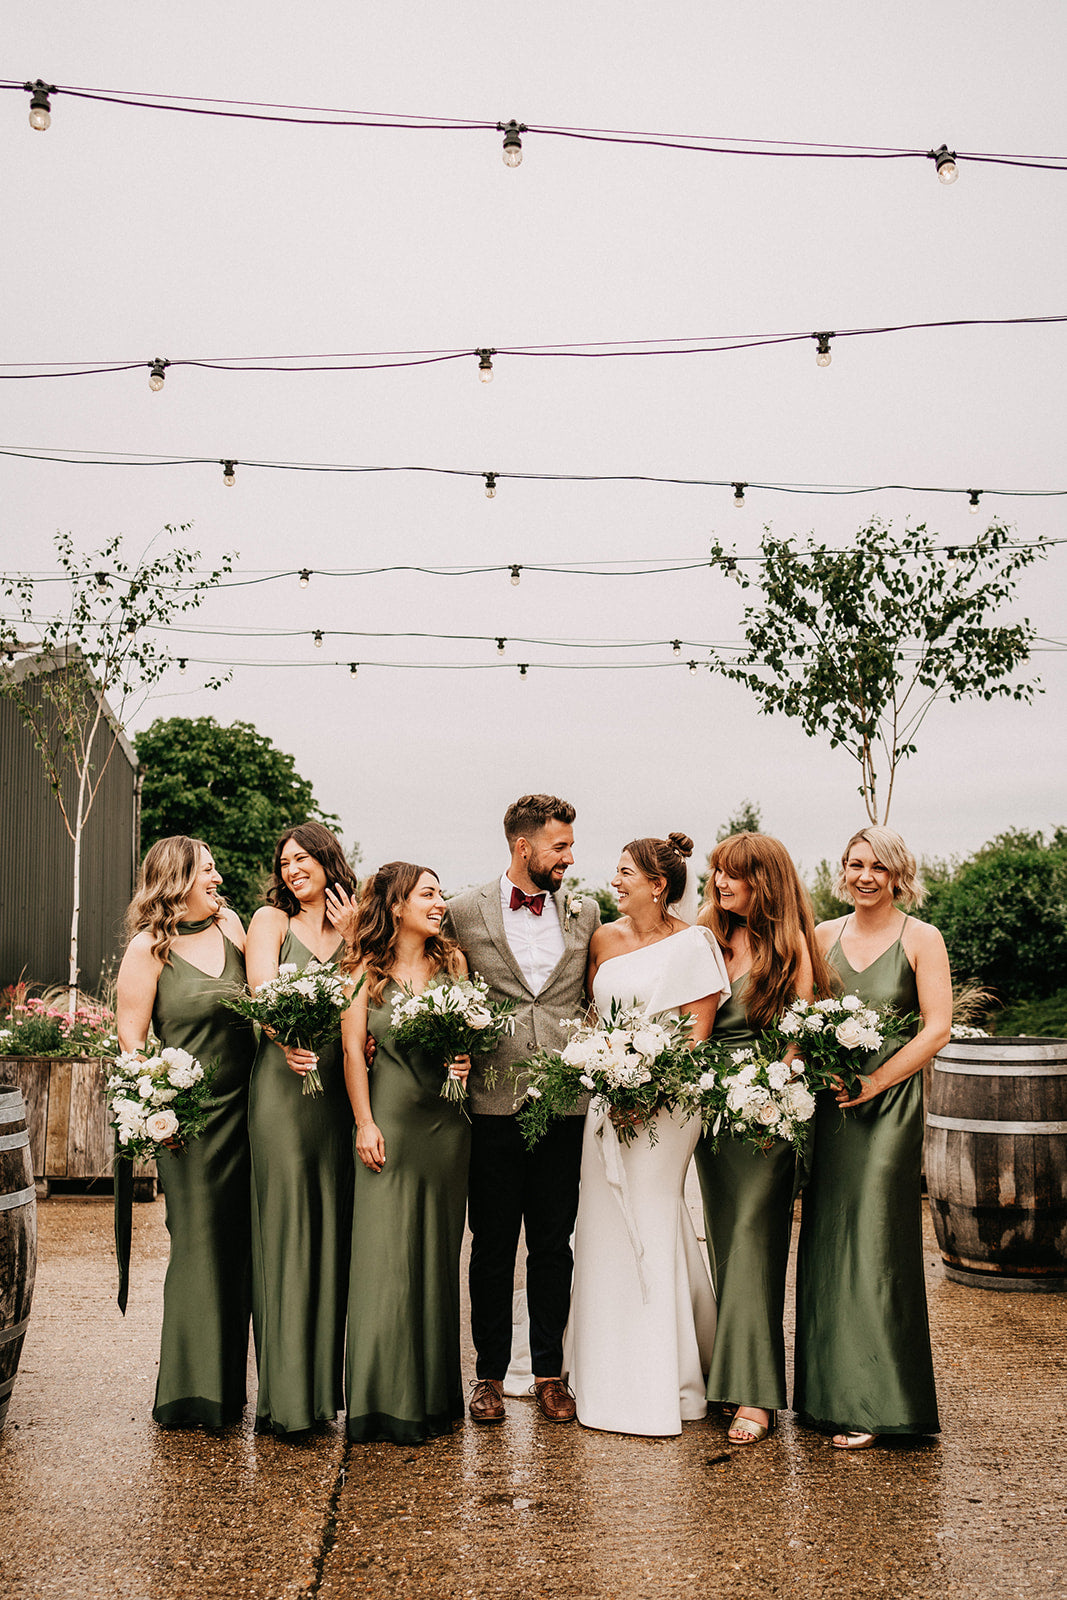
[563, 925, 731, 1435]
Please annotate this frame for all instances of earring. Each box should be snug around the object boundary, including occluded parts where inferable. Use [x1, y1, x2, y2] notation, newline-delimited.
[652, 895, 659, 904]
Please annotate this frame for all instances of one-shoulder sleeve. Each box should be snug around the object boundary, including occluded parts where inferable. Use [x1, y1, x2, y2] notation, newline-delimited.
[639, 926, 732, 1016]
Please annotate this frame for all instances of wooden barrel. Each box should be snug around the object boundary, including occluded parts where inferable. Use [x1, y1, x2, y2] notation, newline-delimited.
[926, 1037, 1067, 1291]
[0, 1084, 38, 1427]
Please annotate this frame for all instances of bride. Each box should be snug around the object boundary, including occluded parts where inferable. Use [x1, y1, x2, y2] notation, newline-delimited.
[563, 833, 730, 1435]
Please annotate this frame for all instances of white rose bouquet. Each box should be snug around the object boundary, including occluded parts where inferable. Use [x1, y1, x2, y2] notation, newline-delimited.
[517, 1000, 698, 1149]
[390, 976, 516, 1104]
[683, 1041, 816, 1154]
[224, 960, 354, 1095]
[106, 1047, 215, 1160]
[764, 994, 915, 1099]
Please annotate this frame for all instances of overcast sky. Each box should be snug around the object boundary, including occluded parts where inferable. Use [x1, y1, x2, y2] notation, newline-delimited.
[4, 2, 1065, 896]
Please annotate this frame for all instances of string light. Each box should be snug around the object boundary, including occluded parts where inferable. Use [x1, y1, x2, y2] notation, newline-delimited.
[732, 482, 746, 508]
[814, 332, 834, 368]
[672, 640, 682, 656]
[498, 120, 526, 168]
[94, 572, 108, 593]
[349, 662, 358, 677]
[24, 80, 54, 132]
[510, 564, 521, 586]
[518, 663, 528, 678]
[177, 657, 187, 673]
[930, 145, 959, 185]
[299, 568, 311, 587]
[221, 459, 236, 487]
[496, 637, 506, 655]
[313, 629, 324, 647]
[688, 660, 698, 675]
[124, 617, 137, 635]
[945, 546, 958, 565]
[476, 348, 495, 383]
[968, 489, 982, 514]
[148, 358, 168, 393]
[484, 472, 497, 499]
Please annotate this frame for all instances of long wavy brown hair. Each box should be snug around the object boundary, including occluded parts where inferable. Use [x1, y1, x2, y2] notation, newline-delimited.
[698, 832, 838, 1029]
[265, 821, 359, 919]
[125, 836, 219, 963]
[341, 861, 465, 1005]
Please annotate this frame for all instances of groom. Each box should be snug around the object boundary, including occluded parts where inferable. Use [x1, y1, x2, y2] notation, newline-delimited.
[445, 794, 600, 1424]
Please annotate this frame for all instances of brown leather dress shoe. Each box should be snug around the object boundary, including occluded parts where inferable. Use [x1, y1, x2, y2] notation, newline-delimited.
[468, 1378, 505, 1423]
[534, 1378, 577, 1423]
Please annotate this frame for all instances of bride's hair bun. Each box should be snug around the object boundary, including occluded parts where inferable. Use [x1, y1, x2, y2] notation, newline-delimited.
[667, 832, 694, 859]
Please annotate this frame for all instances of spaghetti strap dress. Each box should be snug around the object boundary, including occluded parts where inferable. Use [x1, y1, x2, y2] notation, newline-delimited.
[151, 925, 257, 1427]
[249, 926, 354, 1435]
[345, 979, 471, 1444]
[693, 974, 797, 1412]
[793, 920, 940, 1435]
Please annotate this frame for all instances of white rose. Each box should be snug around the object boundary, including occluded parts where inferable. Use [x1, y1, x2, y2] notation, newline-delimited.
[840, 995, 863, 1012]
[561, 1039, 596, 1069]
[145, 1109, 180, 1141]
[783, 1081, 816, 1121]
[465, 1006, 493, 1031]
[834, 1017, 867, 1049]
[631, 1027, 667, 1061]
[161, 1047, 195, 1074]
[756, 1100, 780, 1126]
[137, 1074, 156, 1100]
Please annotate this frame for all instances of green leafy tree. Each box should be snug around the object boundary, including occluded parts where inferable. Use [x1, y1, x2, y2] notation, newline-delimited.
[922, 828, 1067, 1003]
[709, 520, 1045, 823]
[1, 530, 232, 1010]
[136, 717, 344, 921]
[807, 859, 850, 925]
[564, 877, 619, 924]
[716, 798, 763, 843]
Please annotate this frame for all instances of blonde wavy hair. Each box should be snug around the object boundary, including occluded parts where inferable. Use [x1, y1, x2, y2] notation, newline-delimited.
[341, 861, 465, 1006]
[125, 836, 219, 963]
[833, 826, 926, 908]
[699, 832, 839, 1029]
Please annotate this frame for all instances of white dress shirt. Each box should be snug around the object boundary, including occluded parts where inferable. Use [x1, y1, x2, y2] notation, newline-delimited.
[500, 872, 565, 996]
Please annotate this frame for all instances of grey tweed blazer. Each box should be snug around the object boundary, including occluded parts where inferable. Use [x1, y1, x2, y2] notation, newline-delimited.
[444, 882, 600, 1115]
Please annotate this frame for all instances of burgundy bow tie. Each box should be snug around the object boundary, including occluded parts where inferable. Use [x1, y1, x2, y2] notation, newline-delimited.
[510, 887, 546, 915]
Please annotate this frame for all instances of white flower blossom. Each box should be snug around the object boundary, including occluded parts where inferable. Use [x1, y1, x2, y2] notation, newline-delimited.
[145, 1108, 180, 1141]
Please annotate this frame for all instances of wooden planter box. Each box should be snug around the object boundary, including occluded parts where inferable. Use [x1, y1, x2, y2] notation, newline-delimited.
[0, 1057, 157, 1199]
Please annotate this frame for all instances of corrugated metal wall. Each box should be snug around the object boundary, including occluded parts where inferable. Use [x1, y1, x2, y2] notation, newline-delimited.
[0, 671, 138, 996]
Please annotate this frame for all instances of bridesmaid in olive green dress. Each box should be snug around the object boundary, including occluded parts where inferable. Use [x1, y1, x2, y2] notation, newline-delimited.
[245, 823, 359, 1436]
[794, 826, 952, 1448]
[693, 833, 837, 1446]
[117, 836, 257, 1428]
[341, 862, 473, 1446]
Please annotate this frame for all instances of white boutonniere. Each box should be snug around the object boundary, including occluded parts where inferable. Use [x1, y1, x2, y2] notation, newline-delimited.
[565, 893, 584, 922]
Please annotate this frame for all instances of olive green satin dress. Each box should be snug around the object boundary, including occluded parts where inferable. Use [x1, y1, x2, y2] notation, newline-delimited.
[249, 928, 354, 1435]
[151, 927, 257, 1428]
[345, 980, 471, 1445]
[693, 975, 797, 1411]
[793, 922, 940, 1435]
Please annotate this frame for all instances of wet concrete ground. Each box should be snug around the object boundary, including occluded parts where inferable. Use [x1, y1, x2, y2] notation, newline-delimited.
[1, 1195, 1065, 1599]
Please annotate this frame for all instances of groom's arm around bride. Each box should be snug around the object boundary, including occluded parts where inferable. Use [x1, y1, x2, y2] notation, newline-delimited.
[444, 794, 600, 1424]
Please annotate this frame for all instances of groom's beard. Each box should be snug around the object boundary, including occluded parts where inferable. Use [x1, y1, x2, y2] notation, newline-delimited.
[527, 863, 566, 895]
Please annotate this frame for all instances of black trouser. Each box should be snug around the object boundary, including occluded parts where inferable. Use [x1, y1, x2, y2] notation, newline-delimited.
[467, 1113, 584, 1379]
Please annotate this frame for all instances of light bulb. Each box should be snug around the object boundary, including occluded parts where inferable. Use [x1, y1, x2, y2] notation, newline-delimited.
[484, 472, 497, 499]
[222, 460, 236, 487]
[814, 332, 833, 368]
[26, 81, 54, 131]
[968, 490, 981, 514]
[313, 630, 324, 648]
[299, 569, 311, 588]
[688, 661, 698, 676]
[349, 663, 358, 677]
[931, 145, 959, 184]
[672, 640, 681, 656]
[519, 663, 528, 678]
[510, 564, 521, 586]
[496, 637, 506, 655]
[148, 358, 168, 393]
[499, 120, 526, 168]
[477, 348, 495, 383]
[94, 572, 108, 593]
[177, 658, 187, 674]
[733, 482, 746, 508]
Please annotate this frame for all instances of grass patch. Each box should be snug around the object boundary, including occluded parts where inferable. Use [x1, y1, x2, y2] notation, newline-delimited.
[992, 988, 1067, 1038]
